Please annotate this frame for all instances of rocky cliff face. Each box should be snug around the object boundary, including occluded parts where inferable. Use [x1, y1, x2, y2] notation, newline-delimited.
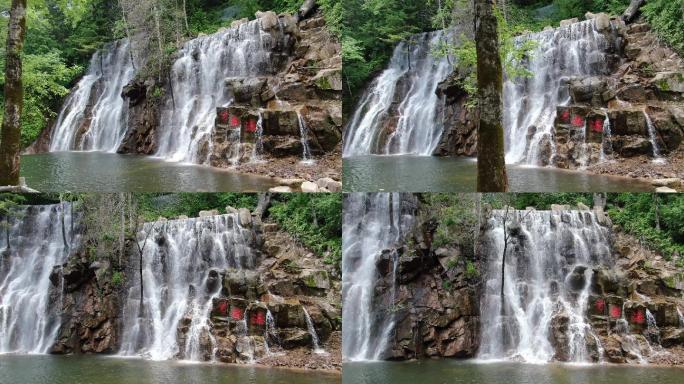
[50, 249, 122, 354]
[554, 15, 684, 170]
[118, 6, 341, 171]
[367, 201, 684, 365]
[43, 208, 341, 370]
[370, 198, 481, 360]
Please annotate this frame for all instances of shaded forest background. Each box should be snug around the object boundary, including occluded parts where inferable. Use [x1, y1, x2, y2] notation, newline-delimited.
[0, 0, 340, 148]
[343, 0, 684, 114]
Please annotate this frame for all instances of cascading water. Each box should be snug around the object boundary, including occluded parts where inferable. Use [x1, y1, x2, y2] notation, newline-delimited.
[645, 309, 661, 345]
[643, 111, 664, 162]
[118, 213, 258, 361]
[154, 18, 288, 164]
[302, 307, 325, 354]
[342, 193, 416, 361]
[678, 307, 684, 328]
[297, 112, 314, 163]
[250, 111, 266, 163]
[49, 40, 135, 152]
[343, 30, 455, 156]
[478, 208, 613, 363]
[0, 204, 77, 354]
[505, 20, 612, 165]
[615, 303, 646, 364]
[600, 111, 613, 162]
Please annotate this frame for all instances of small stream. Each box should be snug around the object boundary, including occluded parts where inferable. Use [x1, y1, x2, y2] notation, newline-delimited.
[20, 152, 278, 192]
[343, 156, 654, 192]
[0, 355, 339, 384]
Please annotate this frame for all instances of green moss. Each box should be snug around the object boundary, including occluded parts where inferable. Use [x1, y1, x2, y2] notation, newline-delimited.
[315, 76, 332, 90]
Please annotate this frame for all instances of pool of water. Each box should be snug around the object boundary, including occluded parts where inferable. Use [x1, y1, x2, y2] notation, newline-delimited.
[0, 355, 340, 384]
[343, 156, 654, 192]
[20, 152, 279, 192]
[343, 360, 684, 384]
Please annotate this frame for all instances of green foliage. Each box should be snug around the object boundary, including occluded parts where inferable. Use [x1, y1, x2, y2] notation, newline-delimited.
[268, 193, 342, 268]
[111, 270, 125, 287]
[1, 0, 121, 147]
[465, 260, 479, 279]
[136, 193, 258, 221]
[607, 193, 684, 262]
[343, 0, 436, 111]
[641, 0, 684, 55]
[422, 193, 478, 257]
[0, 193, 26, 223]
[19, 54, 82, 147]
[496, 193, 593, 209]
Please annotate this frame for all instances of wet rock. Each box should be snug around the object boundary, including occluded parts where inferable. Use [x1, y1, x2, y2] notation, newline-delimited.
[230, 18, 249, 29]
[607, 109, 646, 136]
[279, 328, 311, 349]
[560, 18, 579, 27]
[568, 76, 607, 104]
[567, 265, 588, 291]
[257, 11, 279, 31]
[651, 178, 682, 188]
[226, 77, 267, 105]
[644, 106, 683, 151]
[661, 328, 684, 347]
[549, 312, 571, 361]
[612, 136, 652, 157]
[238, 208, 252, 227]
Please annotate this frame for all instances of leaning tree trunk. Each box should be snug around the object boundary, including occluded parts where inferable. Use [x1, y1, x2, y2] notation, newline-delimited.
[475, 0, 508, 192]
[0, 0, 27, 186]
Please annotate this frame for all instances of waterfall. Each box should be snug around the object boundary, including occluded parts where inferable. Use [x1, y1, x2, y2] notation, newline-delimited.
[297, 112, 314, 163]
[478, 208, 612, 363]
[49, 40, 135, 152]
[505, 20, 612, 165]
[264, 309, 280, 355]
[600, 111, 613, 162]
[154, 18, 288, 164]
[643, 111, 664, 162]
[615, 305, 647, 364]
[678, 307, 684, 328]
[0, 204, 77, 354]
[118, 213, 258, 361]
[302, 307, 325, 354]
[645, 309, 661, 345]
[250, 111, 266, 163]
[343, 30, 455, 156]
[342, 193, 416, 361]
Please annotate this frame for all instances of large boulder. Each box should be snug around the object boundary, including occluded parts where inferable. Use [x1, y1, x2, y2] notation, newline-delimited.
[651, 72, 684, 93]
[568, 77, 607, 104]
[612, 136, 652, 157]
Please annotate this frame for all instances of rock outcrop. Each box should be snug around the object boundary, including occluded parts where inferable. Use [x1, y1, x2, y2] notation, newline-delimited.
[552, 16, 684, 169]
[369, 198, 481, 360]
[208, 8, 342, 169]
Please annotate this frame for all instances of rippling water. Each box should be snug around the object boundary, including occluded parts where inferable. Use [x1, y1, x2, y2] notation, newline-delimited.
[20, 152, 278, 192]
[0, 355, 339, 384]
[343, 360, 684, 384]
[343, 156, 653, 192]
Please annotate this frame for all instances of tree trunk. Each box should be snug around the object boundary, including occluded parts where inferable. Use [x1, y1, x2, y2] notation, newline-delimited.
[0, 0, 27, 186]
[475, 0, 508, 192]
